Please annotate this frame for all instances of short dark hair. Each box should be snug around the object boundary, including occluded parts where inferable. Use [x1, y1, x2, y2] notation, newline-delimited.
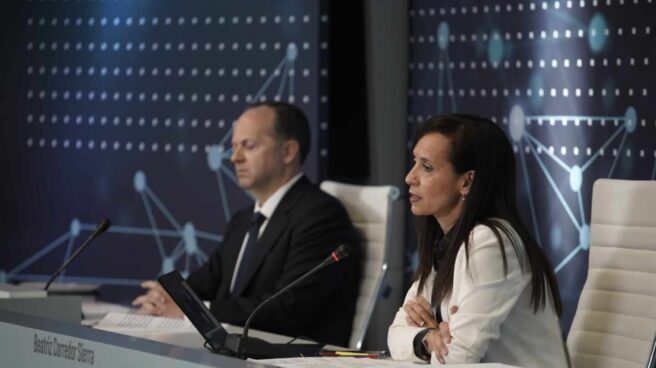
[249, 101, 311, 164]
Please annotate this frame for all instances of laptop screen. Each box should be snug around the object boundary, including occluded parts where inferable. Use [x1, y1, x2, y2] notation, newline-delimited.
[157, 270, 228, 348]
[157, 270, 323, 359]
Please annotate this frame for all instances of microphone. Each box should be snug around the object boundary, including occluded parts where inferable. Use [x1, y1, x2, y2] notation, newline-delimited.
[44, 219, 111, 291]
[234, 244, 350, 357]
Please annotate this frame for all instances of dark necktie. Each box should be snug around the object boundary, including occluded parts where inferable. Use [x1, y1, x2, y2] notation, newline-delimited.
[232, 212, 266, 296]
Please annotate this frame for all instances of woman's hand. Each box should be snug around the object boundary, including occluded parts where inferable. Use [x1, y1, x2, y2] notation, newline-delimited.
[425, 305, 459, 365]
[403, 296, 438, 328]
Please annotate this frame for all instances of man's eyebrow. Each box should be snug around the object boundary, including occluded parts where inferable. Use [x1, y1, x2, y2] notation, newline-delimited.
[412, 155, 431, 163]
[232, 138, 257, 145]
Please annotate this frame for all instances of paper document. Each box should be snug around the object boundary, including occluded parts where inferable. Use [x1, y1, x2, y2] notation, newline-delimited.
[95, 311, 193, 331]
[82, 300, 133, 320]
[259, 357, 519, 368]
[93, 311, 205, 349]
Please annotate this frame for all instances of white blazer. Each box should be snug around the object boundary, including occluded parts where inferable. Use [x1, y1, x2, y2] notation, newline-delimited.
[388, 223, 568, 367]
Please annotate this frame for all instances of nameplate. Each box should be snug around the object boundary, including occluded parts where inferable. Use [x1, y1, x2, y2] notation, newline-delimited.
[0, 310, 267, 368]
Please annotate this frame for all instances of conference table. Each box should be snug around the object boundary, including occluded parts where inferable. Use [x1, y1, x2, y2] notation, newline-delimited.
[0, 307, 276, 368]
[0, 300, 520, 368]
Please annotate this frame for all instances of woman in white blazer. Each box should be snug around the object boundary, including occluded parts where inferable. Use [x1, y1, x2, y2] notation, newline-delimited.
[388, 114, 568, 367]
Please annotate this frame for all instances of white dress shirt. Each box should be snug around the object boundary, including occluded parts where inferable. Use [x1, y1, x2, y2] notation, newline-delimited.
[388, 222, 568, 368]
[229, 173, 303, 293]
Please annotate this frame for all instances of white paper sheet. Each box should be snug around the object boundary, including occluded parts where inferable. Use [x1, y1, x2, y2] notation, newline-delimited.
[94, 311, 193, 331]
[257, 357, 519, 367]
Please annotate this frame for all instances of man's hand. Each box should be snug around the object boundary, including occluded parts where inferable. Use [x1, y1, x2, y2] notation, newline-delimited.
[131, 280, 184, 318]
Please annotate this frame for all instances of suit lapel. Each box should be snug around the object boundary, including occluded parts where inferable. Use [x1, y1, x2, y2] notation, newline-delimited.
[223, 208, 254, 287]
[233, 177, 309, 295]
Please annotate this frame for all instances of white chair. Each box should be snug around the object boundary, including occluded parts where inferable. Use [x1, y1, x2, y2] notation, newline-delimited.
[567, 179, 656, 368]
[320, 180, 400, 350]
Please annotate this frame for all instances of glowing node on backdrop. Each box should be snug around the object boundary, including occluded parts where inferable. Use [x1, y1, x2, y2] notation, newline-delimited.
[183, 222, 198, 254]
[508, 105, 526, 142]
[579, 224, 590, 250]
[569, 165, 582, 193]
[133, 170, 146, 193]
[70, 218, 81, 237]
[207, 145, 224, 172]
[588, 13, 608, 53]
[7, 5, 311, 289]
[286, 43, 298, 62]
[550, 224, 563, 249]
[487, 31, 504, 65]
[436, 22, 449, 50]
[624, 106, 637, 133]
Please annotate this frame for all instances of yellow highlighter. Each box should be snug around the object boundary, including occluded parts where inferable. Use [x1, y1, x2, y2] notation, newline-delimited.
[320, 350, 387, 358]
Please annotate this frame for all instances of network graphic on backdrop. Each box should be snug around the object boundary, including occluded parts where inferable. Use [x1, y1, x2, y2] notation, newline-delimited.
[508, 105, 651, 274]
[2, 44, 299, 286]
[406, 8, 655, 275]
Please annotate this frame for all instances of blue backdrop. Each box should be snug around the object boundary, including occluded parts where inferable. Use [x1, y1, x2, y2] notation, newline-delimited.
[2, 1, 655, 336]
[407, 0, 656, 332]
[1, 0, 328, 302]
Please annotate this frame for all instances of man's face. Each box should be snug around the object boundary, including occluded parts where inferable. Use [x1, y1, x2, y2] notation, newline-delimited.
[230, 106, 287, 198]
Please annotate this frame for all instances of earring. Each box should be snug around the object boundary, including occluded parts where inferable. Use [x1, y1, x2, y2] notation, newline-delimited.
[461, 194, 466, 201]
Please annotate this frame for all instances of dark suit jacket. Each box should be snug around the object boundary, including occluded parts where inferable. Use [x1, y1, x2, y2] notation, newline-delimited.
[186, 176, 360, 346]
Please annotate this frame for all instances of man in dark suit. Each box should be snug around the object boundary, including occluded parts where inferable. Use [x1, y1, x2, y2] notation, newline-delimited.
[132, 102, 360, 346]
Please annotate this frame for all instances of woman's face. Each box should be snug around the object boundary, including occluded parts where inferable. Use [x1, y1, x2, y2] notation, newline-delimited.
[406, 132, 470, 231]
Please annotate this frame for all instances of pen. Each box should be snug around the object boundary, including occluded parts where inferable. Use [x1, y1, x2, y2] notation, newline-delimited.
[336, 351, 371, 357]
[319, 351, 386, 358]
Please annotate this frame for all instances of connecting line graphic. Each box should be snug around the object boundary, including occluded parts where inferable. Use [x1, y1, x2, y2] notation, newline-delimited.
[207, 42, 298, 218]
[132, 170, 216, 278]
[508, 105, 638, 274]
[404, 14, 650, 281]
[207, 144, 245, 221]
[6, 231, 72, 281]
[130, 42, 301, 261]
[3, 43, 301, 286]
[3, 218, 221, 286]
[215, 43, 298, 149]
[60, 235, 76, 278]
[524, 133, 581, 231]
[518, 145, 541, 241]
[435, 22, 457, 113]
[139, 185, 167, 261]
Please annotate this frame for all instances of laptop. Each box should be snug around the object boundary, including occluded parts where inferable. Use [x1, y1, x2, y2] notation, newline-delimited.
[157, 270, 323, 359]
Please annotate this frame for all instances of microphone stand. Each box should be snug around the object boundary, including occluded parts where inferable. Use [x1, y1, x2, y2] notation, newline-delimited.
[44, 219, 111, 291]
[226, 245, 349, 359]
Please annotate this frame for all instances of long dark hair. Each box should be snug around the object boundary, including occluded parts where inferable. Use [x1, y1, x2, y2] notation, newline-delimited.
[413, 114, 562, 314]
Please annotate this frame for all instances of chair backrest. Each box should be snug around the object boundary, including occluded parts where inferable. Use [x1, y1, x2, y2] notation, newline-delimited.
[567, 179, 656, 368]
[320, 180, 400, 350]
